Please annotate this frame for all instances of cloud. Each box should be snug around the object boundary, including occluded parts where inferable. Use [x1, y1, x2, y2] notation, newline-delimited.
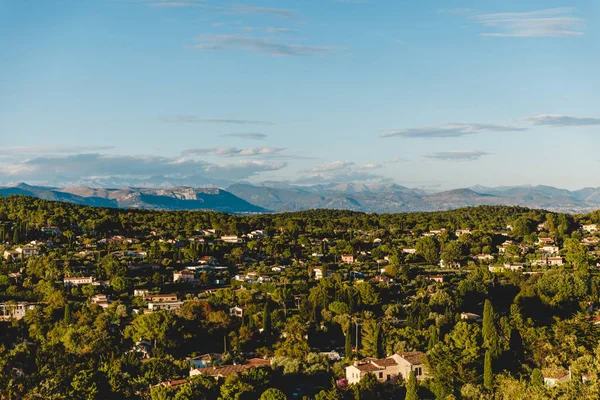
[230, 5, 295, 17]
[146, 0, 212, 8]
[526, 114, 600, 127]
[158, 115, 273, 125]
[460, 8, 585, 37]
[380, 122, 526, 138]
[307, 160, 355, 173]
[384, 157, 409, 164]
[424, 150, 491, 161]
[182, 147, 285, 157]
[0, 146, 115, 155]
[220, 133, 268, 140]
[193, 34, 343, 57]
[358, 163, 382, 170]
[242, 27, 299, 34]
[0, 153, 286, 185]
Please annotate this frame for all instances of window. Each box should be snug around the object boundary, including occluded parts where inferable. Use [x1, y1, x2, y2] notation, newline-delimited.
[415, 367, 422, 376]
[387, 374, 391, 381]
[379, 372, 383, 379]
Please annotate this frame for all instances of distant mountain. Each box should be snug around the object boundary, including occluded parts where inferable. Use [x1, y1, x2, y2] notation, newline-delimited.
[228, 183, 600, 214]
[0, 183, 265, 213]
[4, 182, 600, 214]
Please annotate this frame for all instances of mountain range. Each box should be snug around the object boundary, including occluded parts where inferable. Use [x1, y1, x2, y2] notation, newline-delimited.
[3, 182, 600, 214]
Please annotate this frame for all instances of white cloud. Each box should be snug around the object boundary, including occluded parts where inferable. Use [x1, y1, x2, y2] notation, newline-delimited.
[0, 146, 115, 155]
[308, 160, 355, 173]
[424, 150, 491, 161]
[193, 34, 343, 57]
[460, 8, 585, 37]
[0, 153, 286, 185]
[380, 122, 526, 138]
[158, 115, 273, 125]
[182, 147, 285, 157]
[526, 114, 600, 127]
[358, 163, 382, 170]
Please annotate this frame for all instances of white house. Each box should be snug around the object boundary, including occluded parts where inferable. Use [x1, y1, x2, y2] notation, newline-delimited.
[582, 224, 598, 233]
[63, 276, 95, 287]
[345, 352, 428, 385]
[173, 270, 196, 283]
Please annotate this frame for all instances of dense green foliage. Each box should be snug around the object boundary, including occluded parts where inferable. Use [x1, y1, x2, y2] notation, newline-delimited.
[2, 194, 600, 399]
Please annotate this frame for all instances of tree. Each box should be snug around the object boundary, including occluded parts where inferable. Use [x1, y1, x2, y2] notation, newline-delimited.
[483, 350, 493, 390]
[262, 302, 272, 335]
[260, 388, 287, 400]
[531, 368, 543, 386]
[361, 319, 382, 358]
[345, 324, 353, 359]
[125, 311, 179, 352]
[441, 241, 462, 265]
[416, 236, 440, 265]
[427, 325, 439, 351]
[482, 300, 499, 357]
[405, 370, 419, 400]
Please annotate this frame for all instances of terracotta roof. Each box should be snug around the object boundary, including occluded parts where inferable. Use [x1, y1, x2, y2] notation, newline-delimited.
[246, 358, 271, 366]
[354, 363, 382, 372]
[397, 352, 426, 365]
[160, 379, 188, 389]
[371, 358, 397, 367]
[194, 364, 249, 377]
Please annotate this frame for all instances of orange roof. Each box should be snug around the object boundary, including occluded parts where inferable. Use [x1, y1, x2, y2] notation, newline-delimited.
[397, 352, 426, 365]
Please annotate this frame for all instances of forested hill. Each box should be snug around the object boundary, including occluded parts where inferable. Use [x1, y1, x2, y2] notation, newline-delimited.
[1, 194, 598, 234]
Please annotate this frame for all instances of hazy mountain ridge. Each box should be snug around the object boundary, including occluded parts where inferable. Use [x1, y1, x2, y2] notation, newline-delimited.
[3, 182, 600, 214]
[0, 183, 265, 213]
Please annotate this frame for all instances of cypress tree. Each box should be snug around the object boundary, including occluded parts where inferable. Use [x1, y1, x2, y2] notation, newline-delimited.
[482, 299, 499, 356]
[483, 350, 493, 390]
[262, 302, 271, 335]
[345, 324, 352, 360]
[64, 302, 71, 325]
[12, 228, 19, 244]
[405, 370, 418, 400]
[427, 325, 439, 351]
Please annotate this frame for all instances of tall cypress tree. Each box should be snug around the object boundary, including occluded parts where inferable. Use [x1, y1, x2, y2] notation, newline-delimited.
[63, 302, 71, 325]
[405, 370, 419, 400]
[427, 325, 439, 351]
[483, 350, 493, 390]
[482, 299, 499, 356]
[262, 302, 271, 335]
[345, 324, 352, 360]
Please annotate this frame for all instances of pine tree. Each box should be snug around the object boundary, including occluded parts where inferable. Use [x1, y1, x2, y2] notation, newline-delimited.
[262, 302, 272, 335]
[483, 350, 493, 390]
[482, 299, 499, 356]
[405, 370, 418, 400]
[345, 324, 353, 359]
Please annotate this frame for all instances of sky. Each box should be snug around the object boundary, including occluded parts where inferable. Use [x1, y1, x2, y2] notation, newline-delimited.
[0, 0, 599, 190]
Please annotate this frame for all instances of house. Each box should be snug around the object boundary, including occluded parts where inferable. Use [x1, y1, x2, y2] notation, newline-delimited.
[540, 245, 560, 255]
[319, 351, 342, 361]
[91, 294, 111, 309]
[582, 224, 598, 233]
[221, 235, 243, 244]
[189, 353, 225, 369]
[156, 379, 189, 390]
[543, 369, 571, 386]
[314, 267, 330, 280]
[345, 352, 428, 385]
[144, 294, 178, 303]
[3, 250, 19, 261]
[402, 248, 417, 254]
[548, 257, 564, 266]
[173, 270, 196, 283]
[341, 254, 355, 264]
[391, 352, 428, 381]
[134, 289, 149, 297]
[0, 302, 37, 321]
[439, 259, 461, 269]
[229, 306, 244, 318]
[455, 229, 471, 236]
[489, 264, 524, 273]
[460, 312, 482, 322]
[63, 276, 95, 287]
[147, 301, 183, 313]
[198, 256, 217, 265]
[189, 361, 267, 380]
[581, 237, 599, 246]
[16, 245, 40, 258]
[426, 275, 446, 283]
[474, 254, 494, 261]
[537, 238, 555, 245]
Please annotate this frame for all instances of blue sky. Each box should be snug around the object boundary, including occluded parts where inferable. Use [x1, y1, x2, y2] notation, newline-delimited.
[0, 0, 599, 190]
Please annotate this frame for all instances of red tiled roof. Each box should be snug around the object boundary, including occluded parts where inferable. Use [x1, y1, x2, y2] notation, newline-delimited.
[397, 352, 426, 365]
